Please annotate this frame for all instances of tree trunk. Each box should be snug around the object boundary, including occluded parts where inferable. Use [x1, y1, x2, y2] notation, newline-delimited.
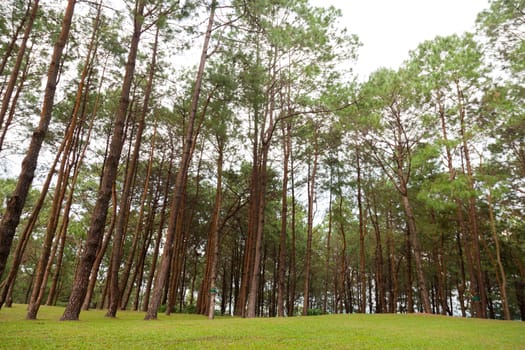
[141, 156, 172, 312]
[277, 121, 290, 317]
[338, 195, 348, 314]
[386, 207, 398, 313]
[456, 80, 486, 318]
[197, 140, 223, 318]
[0, 0, 75, 281]
[61, 0, 143, 321]
[0, 0, 39, 135]
[246, 142, 269, 318]
[27, 5, 100, 318]
[437, 92, 469, 317]
[82, 185, 116, 311]
[486, 190, 510, 319]
[123, 121, 159, 311]
[144, 1, 215, 320]
[0, 42, 33, 152]
[356, 147, 366, 314]
[368, 196, 385, 313]
[323, 165, 333, 314]
[0, 0, 31, 85]
[287, 146, 297, 317]
[401, 194, 431, 314]
[107, 23, 158, 318]
[302, 123, 318, 316]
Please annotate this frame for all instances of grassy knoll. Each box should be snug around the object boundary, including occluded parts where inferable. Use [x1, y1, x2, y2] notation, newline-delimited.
[0, 304, 524, 349]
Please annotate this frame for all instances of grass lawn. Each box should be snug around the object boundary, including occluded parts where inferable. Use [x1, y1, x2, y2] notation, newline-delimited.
[0, 304, 524, 349]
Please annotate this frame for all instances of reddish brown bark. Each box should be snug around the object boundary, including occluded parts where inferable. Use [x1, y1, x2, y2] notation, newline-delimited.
[0, 0, 75, 282]
[144, 1, 216, 320]
[0, 0, 39, 135]
[61, 0, 144, 321]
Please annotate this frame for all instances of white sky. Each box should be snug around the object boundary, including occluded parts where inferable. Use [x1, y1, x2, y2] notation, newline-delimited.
[310, 0, 490, 80]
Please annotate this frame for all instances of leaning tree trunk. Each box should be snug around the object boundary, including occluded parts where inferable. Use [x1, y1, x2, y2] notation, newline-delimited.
[141, 155, 171, 312]
[0, 0, 39, 136]
[106, 23, 158, 319]
[61, 0, 144, 321]
[0, 0, 76, 280]
[0, 131, 61, 309]
[27, 5, 100, 318]
[121, 119, 159, 310]
[144, 1, 216, 320]
[0, 42, 33, 153]
[0, 0, 31, 85]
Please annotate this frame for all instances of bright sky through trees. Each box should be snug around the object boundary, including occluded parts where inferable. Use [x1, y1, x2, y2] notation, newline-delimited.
[311, 0, 490, 79]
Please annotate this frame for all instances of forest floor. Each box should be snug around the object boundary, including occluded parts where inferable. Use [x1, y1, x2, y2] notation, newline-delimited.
[0, 304, 524, 349]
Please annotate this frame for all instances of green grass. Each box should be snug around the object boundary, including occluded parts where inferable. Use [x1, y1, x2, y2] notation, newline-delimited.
[0, 304, 524, 349]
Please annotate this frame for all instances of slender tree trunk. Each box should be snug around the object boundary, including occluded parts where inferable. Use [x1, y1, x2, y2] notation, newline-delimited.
[437, 235, 450, 315]
[287, 147, 297, 317]
[456, 81, 486, 318]
[401, 194, 431, 314]
[131, 186, 159, 311]
[122, 120, 159, 310]
[168, 137, 206, 314]
[486, 191, 510, 320]
[437, 92, 468, 317]
[405, 227, 414, 313]
[82, 186, 116, 310]
[0, 139, 59, 309]
[144, 1, 216, 320]
[0, 0, 39, 133]
[0, 42, 33, 153]
[0, 0, 31, 86]
[302, 123, 318, 316]
[277, 121, 290, 317]
[338, 195, 348, 314]
[356, 147, 367, 314]
[386, 207, 398, 313]
[46, 221, 67, 306]
[246, 142, 269, 318]
[48, 55, 100, 307]
[141, 156, 172, 312]
[27, 6, 101, 318]
[208, 145, 223, 319]
[61, 0, 143, 321]
[368, 196, 385, 313]
[107, 24, 158, 318]
[0, 0, 76, 281]
[197, 140, 223, 317]
[27, 138, 72, 319]
[323, 166, 333, 314]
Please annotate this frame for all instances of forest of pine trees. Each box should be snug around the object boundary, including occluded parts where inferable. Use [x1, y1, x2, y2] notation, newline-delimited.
[0, 0, 524, 321]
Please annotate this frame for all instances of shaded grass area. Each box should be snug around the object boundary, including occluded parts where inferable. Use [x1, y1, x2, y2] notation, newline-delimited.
[0, 304, 524, 349]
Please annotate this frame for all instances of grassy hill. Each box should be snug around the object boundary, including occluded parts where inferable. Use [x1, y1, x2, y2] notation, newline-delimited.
[1, 304, 524, 349]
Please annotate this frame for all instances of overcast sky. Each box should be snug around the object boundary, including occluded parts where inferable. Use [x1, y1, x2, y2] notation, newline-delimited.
[310, 0, 490, 80]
